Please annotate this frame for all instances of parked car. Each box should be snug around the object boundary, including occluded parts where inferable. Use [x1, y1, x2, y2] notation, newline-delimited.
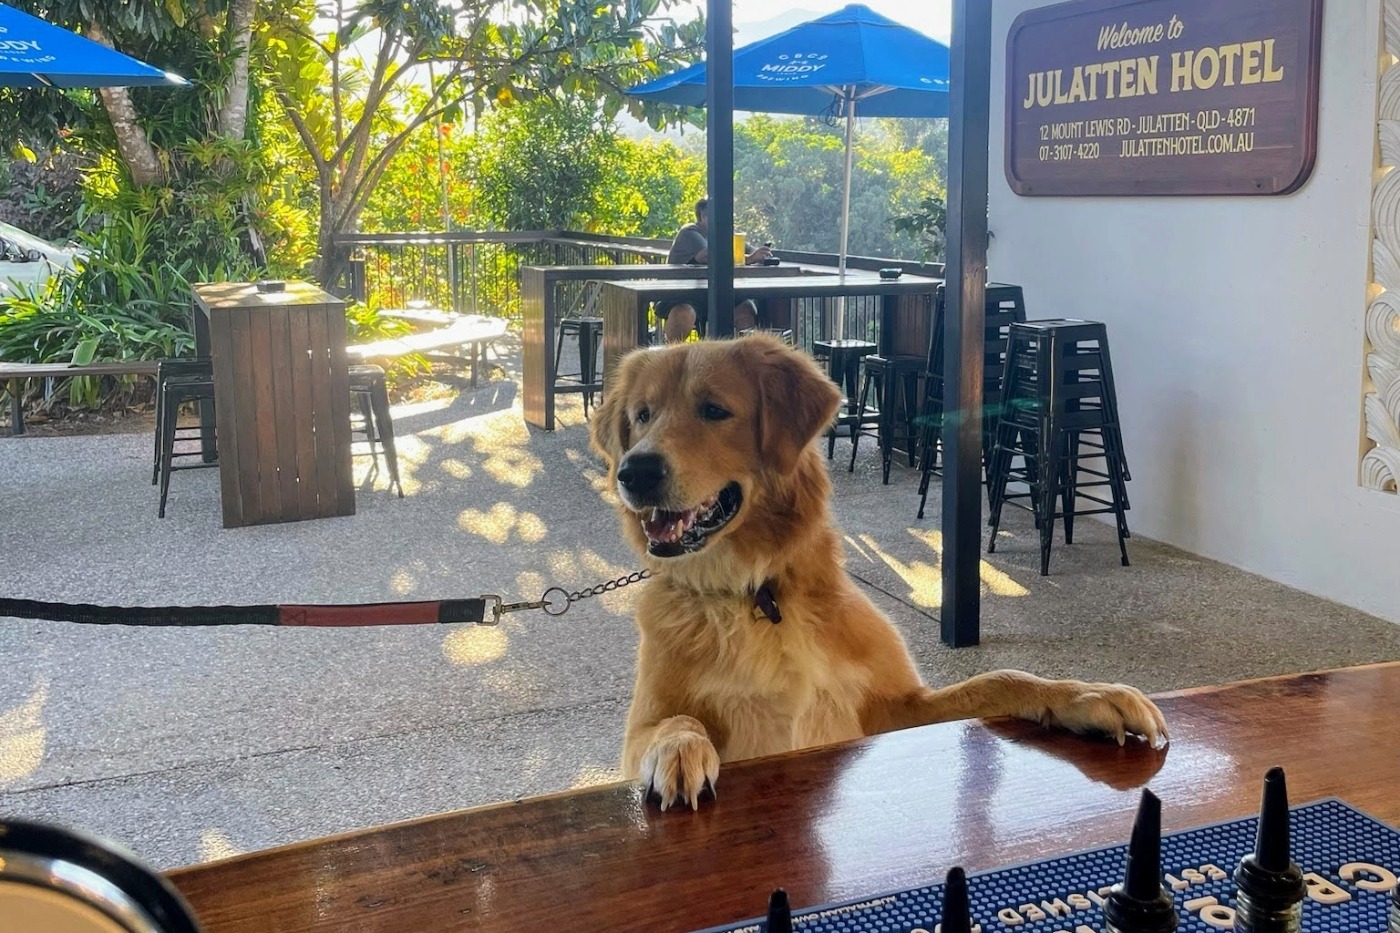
[0, 220, 82, 295]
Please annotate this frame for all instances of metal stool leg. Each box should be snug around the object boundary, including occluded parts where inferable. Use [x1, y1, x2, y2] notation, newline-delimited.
[157, 388, 180, 519]
[368, 380, 404, 498]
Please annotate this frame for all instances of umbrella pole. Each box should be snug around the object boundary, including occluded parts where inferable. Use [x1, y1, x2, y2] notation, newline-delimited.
[836, 90, 856, 340]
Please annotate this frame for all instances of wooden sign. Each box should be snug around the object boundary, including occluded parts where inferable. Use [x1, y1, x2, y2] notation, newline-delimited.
[1004, 0, 1324, 196]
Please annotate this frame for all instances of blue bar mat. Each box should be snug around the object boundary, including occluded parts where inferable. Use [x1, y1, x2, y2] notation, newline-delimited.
[699, 799, 1400, 933]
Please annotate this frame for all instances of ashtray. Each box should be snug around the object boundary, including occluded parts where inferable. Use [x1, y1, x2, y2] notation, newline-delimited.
[878, 267, 903, 280]
[760, 257, 781, 266]
[255, 280, 287, 293]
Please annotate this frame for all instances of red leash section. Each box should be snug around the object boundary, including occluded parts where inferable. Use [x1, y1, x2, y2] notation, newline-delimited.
[277, 600, 485, 626]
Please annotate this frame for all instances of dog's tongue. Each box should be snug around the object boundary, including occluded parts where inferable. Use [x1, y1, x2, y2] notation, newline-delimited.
[642, 507, 697, 544]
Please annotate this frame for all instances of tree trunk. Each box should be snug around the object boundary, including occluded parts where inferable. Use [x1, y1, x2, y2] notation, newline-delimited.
[215, 0, 257, 140]
[86, 20, 164, 187]
[314, 194, 353, 293]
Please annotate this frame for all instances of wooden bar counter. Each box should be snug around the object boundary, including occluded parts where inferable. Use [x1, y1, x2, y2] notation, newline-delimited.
[599, 273, 942, 390]
[520, 263, 804, 431]
[192, 282, 354, 528]
[168, 661, 1400, 932]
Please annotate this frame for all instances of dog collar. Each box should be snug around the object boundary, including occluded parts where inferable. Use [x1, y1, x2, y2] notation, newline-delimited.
[753, 580, 781, 624]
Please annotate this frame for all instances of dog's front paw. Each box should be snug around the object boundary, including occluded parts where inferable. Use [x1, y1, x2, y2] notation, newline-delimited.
[1044, 682, 1168, 748]
[638, 717, 720, 811]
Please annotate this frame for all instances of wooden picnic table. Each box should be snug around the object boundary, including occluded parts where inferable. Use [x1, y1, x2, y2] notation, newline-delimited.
[168, 661, 1400, 933]
[192, 281, 354, 528]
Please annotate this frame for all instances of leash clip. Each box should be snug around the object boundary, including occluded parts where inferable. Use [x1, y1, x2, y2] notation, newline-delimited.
[481, 588, 571, 624]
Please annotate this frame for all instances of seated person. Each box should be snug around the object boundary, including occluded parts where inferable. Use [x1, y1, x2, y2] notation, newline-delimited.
[657, 196, 773, 343]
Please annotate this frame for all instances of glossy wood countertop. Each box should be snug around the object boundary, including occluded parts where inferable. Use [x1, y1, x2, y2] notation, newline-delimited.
[168, 661, 1400, 932]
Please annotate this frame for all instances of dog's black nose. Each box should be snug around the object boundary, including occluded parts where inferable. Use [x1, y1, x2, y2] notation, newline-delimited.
[617, 452, 668, 499]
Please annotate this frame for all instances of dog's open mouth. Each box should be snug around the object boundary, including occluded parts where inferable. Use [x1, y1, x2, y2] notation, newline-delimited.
[638, 482, 743, 558]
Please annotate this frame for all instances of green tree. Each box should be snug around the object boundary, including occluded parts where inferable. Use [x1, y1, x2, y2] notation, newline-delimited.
[260, 0, 706, 288]
[723, 115, 939, 261]
[594, 136, 706, 239]
[0, 1, 258, 184]
[471, 96, 616, 230]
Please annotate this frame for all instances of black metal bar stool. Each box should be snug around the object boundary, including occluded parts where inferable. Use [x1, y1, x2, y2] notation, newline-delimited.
[985, 319, 1131, 575]
[555, 317, 604, 416]
[349, 363, 404, 498]
[814, 338, 879, 460]
[157, 375, 218, 518]
[151, 357, 215, 485]
[916, 284, 1027, 518]
[849, 354, 925, 482]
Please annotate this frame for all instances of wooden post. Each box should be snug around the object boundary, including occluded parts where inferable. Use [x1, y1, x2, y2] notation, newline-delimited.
[706, 0, 736, 336]
[940, 0, 993, 647]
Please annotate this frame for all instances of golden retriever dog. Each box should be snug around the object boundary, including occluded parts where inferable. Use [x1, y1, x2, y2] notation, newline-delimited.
[590, 334, 1167, 810]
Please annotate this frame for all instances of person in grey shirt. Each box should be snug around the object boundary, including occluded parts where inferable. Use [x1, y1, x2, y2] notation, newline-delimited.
[658, 197, 772, 343]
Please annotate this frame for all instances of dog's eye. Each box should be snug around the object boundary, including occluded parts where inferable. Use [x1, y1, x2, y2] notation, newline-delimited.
[700, 402, 732, 421]
[635, 407, 651, 424]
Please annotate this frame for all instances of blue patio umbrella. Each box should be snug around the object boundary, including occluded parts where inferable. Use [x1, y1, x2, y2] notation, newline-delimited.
[0, 3, 185, 88]
[628, 4, 949, 285]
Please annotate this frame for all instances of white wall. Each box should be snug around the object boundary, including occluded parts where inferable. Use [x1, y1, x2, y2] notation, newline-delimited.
[987, 0, 1400, 622]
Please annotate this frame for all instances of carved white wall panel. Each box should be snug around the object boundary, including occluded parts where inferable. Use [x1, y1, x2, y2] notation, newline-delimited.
[1363, 4, 1400, 492]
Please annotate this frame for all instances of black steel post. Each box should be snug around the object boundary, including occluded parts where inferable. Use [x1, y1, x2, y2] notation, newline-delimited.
[706, 0, 736, 335]
[940, 0, 992, 648]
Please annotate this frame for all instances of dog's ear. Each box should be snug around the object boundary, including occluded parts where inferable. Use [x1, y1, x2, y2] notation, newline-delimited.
[750, 336, 842, 475]
[590, 348, 645, 468]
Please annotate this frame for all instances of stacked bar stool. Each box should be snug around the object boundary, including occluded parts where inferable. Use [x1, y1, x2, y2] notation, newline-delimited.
[985, 319, 1131, 575]
[349, 363, 405, 498]
[849, 353, 925, 482]
[151, 356, 216, 486]
[814, 338, 879, 461]
[554, 316, 604, 416]
[156, 365, 218, 518]
[916, 284, 1027, 518]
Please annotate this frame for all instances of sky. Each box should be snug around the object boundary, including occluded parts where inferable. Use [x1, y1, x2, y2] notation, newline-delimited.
[713, 0, 951, 43]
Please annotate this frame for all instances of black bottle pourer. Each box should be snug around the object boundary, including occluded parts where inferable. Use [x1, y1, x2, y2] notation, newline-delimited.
[1233, 766, 1306, 926]
[942, 867, 973, 933]
[1103, 789, 1179, 933]
[767, 888, 792, 933]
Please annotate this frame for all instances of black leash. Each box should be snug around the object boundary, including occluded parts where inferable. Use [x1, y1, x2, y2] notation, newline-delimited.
[0, 570, 654, 628]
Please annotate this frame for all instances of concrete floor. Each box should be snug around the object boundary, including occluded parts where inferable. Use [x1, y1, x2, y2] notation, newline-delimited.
[3, 334, 1399, 870]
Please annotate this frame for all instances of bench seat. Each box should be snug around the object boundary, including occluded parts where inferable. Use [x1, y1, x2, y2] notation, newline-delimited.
[2, 360, 159, 435]
[348, 315, 509, 386]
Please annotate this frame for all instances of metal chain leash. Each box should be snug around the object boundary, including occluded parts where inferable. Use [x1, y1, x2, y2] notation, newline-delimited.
[482, 569, 653, 624]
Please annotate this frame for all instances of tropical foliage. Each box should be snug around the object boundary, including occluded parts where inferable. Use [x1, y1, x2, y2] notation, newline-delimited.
[0, 0, 948, 424]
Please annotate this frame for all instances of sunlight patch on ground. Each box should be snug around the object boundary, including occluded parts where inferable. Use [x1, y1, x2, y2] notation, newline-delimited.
[390, 569, 417, 595]
[515, 570, 546, 598]
[457, 503, 548, 544]
[198, 829, 244, 862]
[572, 765, 623, 789]
[545, 547, 634, 592]
[0, 680, 48, 787]
[440, 458, 474, 480]
[375, 433, 433, 495]
[858, 534, 941, 607]
[565, 447, 612, 497]
[442, 626, 509, 666]
[855, 529, 1030, 607]
[906, 528, 1029, 597]
[439, 410, 542, 488]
